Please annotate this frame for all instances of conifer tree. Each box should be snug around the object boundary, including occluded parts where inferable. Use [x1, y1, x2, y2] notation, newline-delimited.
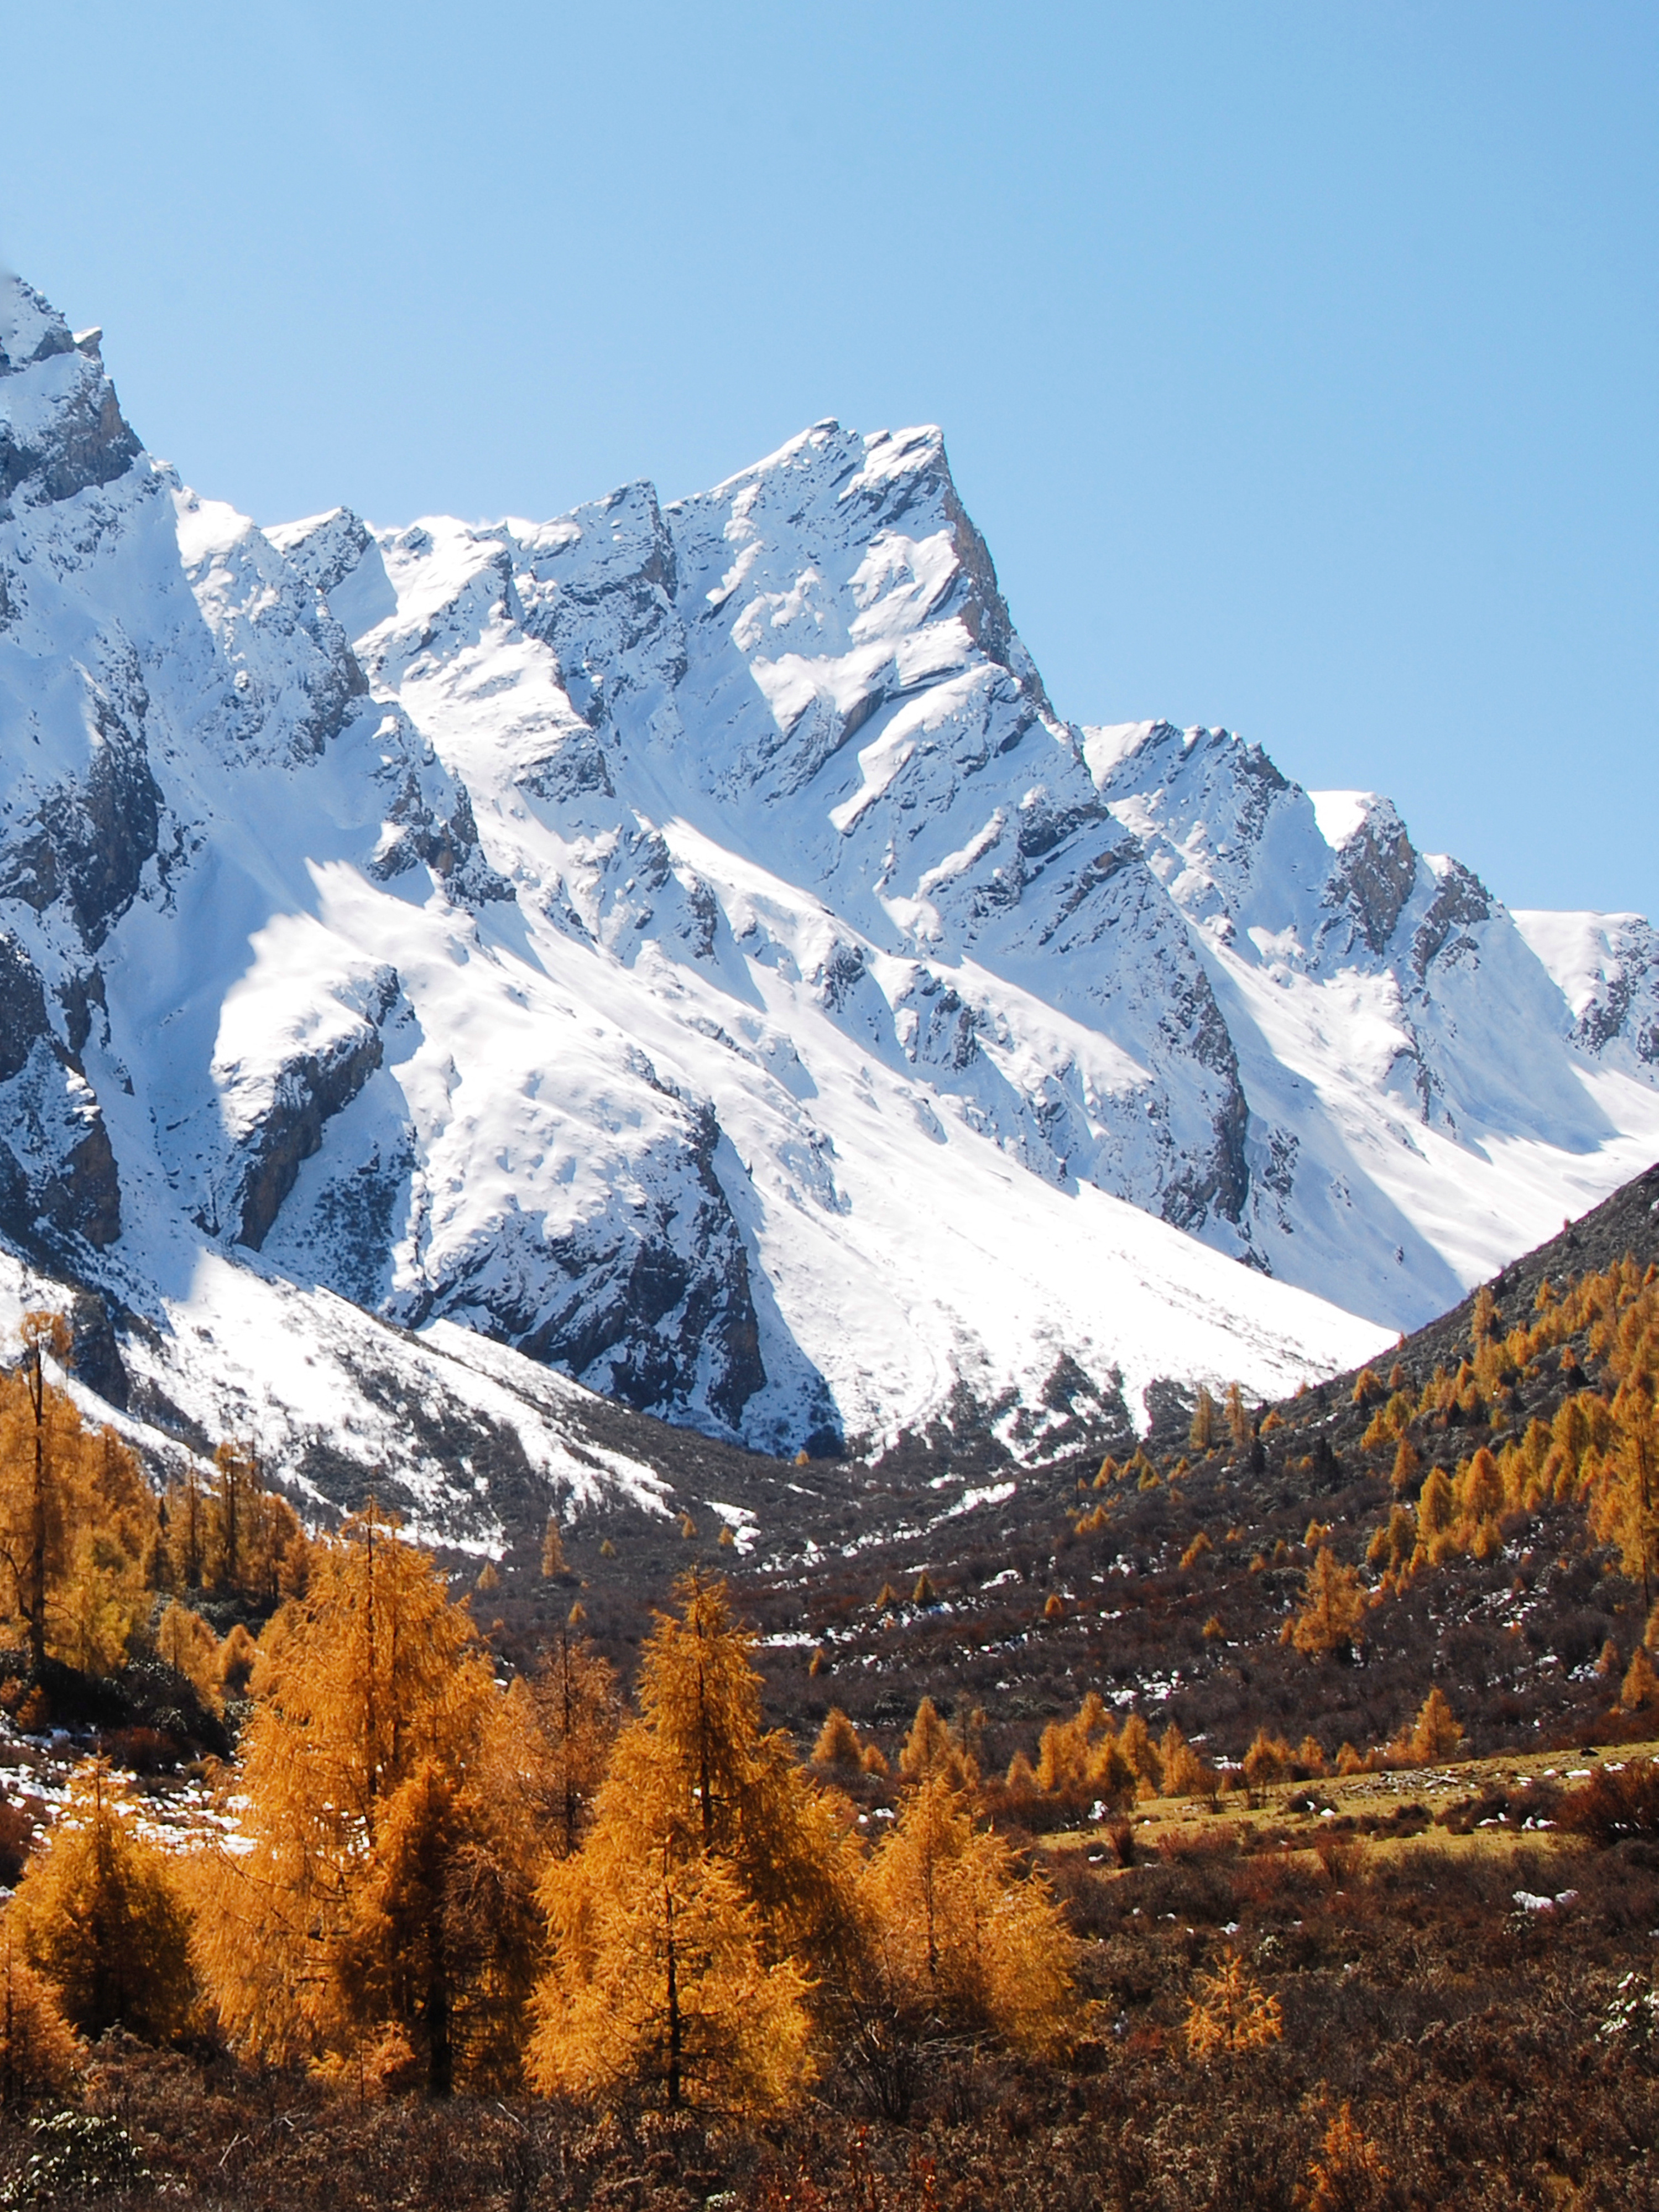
[11, 1762, 194, 2042]
[1184, 1953, 1282, 2058]
[1035, 1719, 1078, 1794]
[331, 1759, 540, 2096]
[8, 1314, 69, 1674]
[520, 1621, 619, 1857]
[1390, 1436, 1422, 1494]
[531, 1838, 811, 2111]
[1116, 1712, 1162, 1792]
[1591, 1394, 1658, 1609]
[192, 1506, 495, 2063]
[1004, 1750, 1039, 1798]
[1224, 1382, 1252, 1451]
[0, 1321, 154, 1678]
[811, 1709, 865, 1773]
[898, 1695, 959, 1785]
[859, 1774, 1074, 2055]
[1400, 1686, 1462, 1763]
[1085, 1730, 1136, 1804]
[1459, 1446, 1505, 1528]
[208, 1441, 253, 1591]
[1417, 1465, 1455, 1552]
[155, 1601, 223, 1714]
[1285, 1547, 1366, 1657]
[1295, 1735, 1328, 1778]
[529, 1573, 857, 2106]
[1188, 1386, 1218, 1452]
[173, 1463, 205, 1592]
[1366, 1505, 1417, 1574]
[218, 1622, 258, 1698]
[1621, 1645, 1659, 1712]
[1242, 1729, 1291, 1791]
[1159, 1724, 1206, 1797]
[163, 1452, 306, 1604]
[1304, 2101, 1390, 2210]
[0, 1918, 78, 2106]
[540, 1515, 567, 1579]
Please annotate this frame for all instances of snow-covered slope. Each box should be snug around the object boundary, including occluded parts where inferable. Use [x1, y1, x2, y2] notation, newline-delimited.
[0, 273, 1653, 1531]
[1085, 723, 1659, 1315]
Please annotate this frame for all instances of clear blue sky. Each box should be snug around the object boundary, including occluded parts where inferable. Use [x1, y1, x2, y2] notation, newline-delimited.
[3, 1, 1654, 921]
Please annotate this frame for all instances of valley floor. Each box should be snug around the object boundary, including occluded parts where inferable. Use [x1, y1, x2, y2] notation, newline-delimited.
[11, 1739, 1658, 2211]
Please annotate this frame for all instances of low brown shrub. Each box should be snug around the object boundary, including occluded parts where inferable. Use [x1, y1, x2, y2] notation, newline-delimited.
[1557, 1756, 1659, 1847]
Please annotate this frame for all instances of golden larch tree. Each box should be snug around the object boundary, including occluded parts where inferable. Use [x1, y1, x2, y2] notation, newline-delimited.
[0, 1916, 79, 2107]
[1399, 1686, 1463, 1763]
[519, 1620, 619, 1858]
[540, 1514, 567, 1579]
[11, 1762, 194, 2042]
[1285, 1546, 1367, 1658]
[155, 1601, 223, 1715]
[0, 1319, 155, 1677]
[1305, 2102, 1390, 2209]
[858, 1772, 1074, 2056]
[1184, 1953, 1282, 2059]
[531, 1835, 811, 2111]
[1188, 1386, 1219, 1452]
[530, 1573, 853, 2110]
[330, 1757, 541, 2096]
[1224, 1382, 1252, 1451]
[191, 1504, 496, 2064]
[811, 1709, 865, 1775]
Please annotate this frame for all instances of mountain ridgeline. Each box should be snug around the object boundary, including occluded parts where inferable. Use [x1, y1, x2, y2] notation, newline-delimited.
[0, 270, 1656, 1536]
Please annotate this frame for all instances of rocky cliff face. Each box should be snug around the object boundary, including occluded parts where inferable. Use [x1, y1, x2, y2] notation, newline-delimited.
[0, 273, 1653, 1531]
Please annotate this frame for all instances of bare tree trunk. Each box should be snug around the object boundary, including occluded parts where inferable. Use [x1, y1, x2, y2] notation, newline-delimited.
[664, 1865, 682, 2110]
[25, 1344, 45, 1676]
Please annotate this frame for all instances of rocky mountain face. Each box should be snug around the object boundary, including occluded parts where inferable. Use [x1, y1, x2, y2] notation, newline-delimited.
[0, 273, 1653, 1537]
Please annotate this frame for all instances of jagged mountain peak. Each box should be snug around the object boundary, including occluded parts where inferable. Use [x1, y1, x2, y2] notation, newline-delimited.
[0, 273, 140, 515]
[0, 272, 97, 375]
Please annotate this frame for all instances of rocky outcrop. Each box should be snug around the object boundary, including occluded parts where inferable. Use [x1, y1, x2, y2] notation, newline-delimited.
[445, 1102, 772, 1437]
[1321, 799, 1419, 958]
[0, 934, 120, 1256]
[0, 265, 1647, 1489]
[0, 291, 140, 511]
[232, 1026, 390, 1251]
[0, 652, 162, 947]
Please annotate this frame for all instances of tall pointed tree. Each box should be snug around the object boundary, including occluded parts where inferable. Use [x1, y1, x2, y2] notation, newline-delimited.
[11, 1761, 194, 2043]
[331, 1759, 541, 2096]
[530, 1573, 859, 2108]
[858, 1773, 1074, 2055]
[192, 1504, 495, 2063]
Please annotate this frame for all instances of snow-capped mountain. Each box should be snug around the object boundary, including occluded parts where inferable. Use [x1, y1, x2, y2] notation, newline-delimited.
[1, 272, 1653, 1532]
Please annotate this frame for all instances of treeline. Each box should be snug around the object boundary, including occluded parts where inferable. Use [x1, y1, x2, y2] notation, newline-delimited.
[0, 1537, 1074, 2115]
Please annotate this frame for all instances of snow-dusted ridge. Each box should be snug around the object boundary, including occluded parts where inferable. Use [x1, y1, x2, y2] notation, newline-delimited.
[0, 273, 1655, 1535]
